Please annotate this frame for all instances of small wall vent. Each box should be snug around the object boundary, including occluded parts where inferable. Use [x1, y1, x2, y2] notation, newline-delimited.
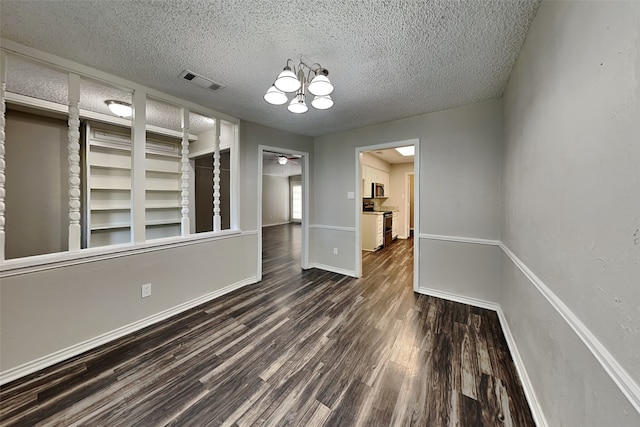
[178, 69, 224, 92]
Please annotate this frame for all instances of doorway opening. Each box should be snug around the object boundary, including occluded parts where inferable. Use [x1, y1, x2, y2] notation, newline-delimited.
[257, 145, 310, 281]
[355, 139, 419, 291]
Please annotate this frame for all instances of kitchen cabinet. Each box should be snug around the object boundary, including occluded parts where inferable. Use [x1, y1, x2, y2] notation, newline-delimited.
[382, 171, 390, 197]
[361, 163, 390, 198]
[362, 164, 372, 198]
[361, 212, 383, 251]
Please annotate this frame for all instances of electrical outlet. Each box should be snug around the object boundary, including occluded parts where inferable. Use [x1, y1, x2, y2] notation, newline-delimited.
[141, 283, 152, 298]
[333, 247, 338, 255]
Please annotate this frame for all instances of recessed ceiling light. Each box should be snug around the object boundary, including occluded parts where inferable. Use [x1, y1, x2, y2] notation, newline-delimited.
[395, 146, 415, 156]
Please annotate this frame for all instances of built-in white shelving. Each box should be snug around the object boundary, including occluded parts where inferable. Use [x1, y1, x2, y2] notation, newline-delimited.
[84, 123, 183, 247]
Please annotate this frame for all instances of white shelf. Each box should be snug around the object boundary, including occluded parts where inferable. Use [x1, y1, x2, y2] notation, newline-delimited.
[91, 223, 131, 231]
[146, 168, 181, 174]
[145, 219, 181, 227]
[84, 123, 182, 249]
[145, 203, 181, 209]
[90, 164, 131, 172]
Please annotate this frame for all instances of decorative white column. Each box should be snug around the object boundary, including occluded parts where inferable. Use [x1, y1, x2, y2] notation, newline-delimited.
[0, 52, 6, 262]
[213, 118, 221, 232]
[67, 73, 81, 251]
[180, 108, 190, 236]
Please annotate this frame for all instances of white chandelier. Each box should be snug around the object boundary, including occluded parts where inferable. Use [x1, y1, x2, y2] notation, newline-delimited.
[264, 59, 334, 114]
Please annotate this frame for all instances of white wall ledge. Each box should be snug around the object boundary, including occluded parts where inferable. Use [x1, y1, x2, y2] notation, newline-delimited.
[0, 229, 256, 278]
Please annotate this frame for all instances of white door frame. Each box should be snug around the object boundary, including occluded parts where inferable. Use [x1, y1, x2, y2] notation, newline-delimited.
[405, 172, 414, 238]
[257, 145, 310, 282]
[354, 139, 420, 292]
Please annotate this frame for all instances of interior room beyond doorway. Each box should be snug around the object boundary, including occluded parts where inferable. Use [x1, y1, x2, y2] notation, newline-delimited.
[359, 144, 416, 277]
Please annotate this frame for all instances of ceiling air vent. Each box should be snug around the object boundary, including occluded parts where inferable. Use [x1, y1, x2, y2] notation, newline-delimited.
[178, 69, 224, 92]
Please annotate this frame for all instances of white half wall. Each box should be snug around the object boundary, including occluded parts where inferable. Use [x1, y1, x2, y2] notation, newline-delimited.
[0, 233, 258, 375]
[501, 1, 640, 424]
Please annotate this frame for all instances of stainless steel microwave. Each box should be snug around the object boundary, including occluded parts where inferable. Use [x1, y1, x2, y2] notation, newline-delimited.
[372, 182, 385, 198]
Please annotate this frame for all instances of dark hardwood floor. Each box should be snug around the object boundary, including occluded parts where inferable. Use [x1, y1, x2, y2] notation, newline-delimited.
[0, 224, 535, 426]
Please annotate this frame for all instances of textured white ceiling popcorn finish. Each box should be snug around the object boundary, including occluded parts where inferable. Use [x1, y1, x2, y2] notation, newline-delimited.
[368, 148, 414, 165]
[0, 0, 541, 137]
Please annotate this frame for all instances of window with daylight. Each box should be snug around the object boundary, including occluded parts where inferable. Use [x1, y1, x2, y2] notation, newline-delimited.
[291, 181, 302, 222]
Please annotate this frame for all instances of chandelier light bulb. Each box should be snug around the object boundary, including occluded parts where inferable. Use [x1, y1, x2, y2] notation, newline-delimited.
[274, 67, 301, 93]
[307, 73, 334, 96]
[288, 93, 308, 114]
[264, 85, 288, 105]
[267, 59, 335, 114]
[311, 95, 334, 110]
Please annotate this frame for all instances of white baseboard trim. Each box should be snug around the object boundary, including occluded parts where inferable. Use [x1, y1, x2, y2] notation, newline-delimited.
[262, 221, 292, 228]
[308, 262, 357, 278]
[499, 243, 640, 415]
[418, 286, 547, 427]
[309, 224, 356, 233]
[495, 306, 547, 427]
[0, 276, 258, 386]
[417, 286, 500, 311]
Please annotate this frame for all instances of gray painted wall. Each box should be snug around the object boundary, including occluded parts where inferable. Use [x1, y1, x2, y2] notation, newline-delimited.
[312, 99, 503, 298]
[5, 110, 69, 259]
[501, 1, 640, 424]
[239, 121, 313, 231]
[262, 175, 290, 226]
[0, 235, 257, 371]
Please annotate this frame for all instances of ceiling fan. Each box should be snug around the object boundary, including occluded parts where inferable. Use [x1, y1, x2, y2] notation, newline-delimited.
[273, 154, 299, 165]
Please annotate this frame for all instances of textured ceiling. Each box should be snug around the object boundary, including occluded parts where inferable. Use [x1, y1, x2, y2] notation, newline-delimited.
[0, 0, 541, 137]
[368, 147, 415, 165]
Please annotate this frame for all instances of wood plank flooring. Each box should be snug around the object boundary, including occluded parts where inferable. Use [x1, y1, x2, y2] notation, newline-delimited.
[0, 224, 535, 426]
